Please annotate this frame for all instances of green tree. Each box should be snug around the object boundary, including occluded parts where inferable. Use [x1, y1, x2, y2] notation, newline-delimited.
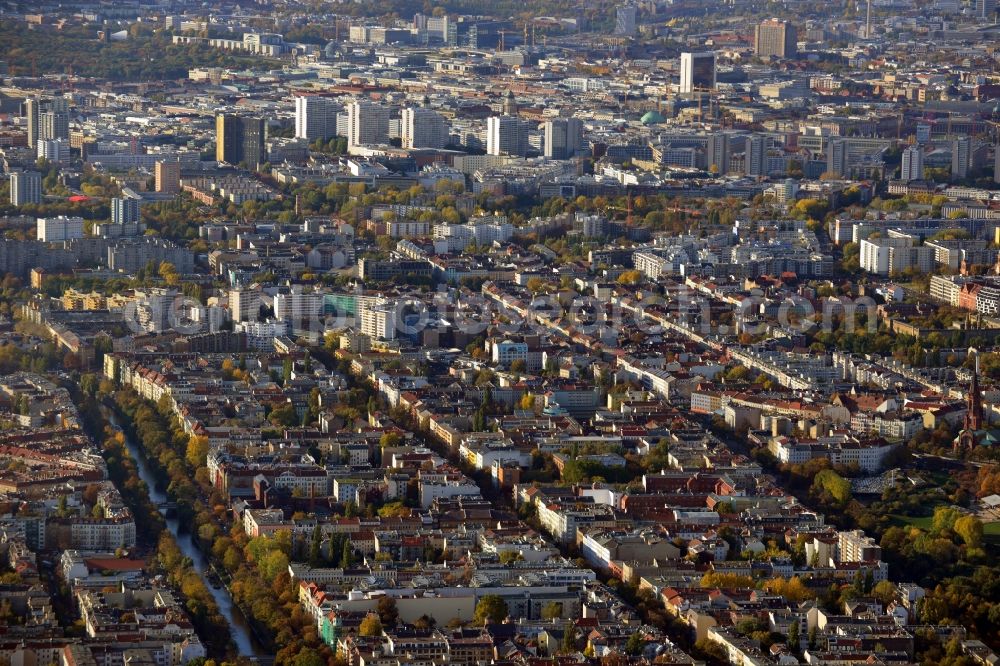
[617, 269, 643, 286]
[561, 622, 578, 653]
[377, 595, 400, 627]
[473, 595, 508, 625]
[268, 402, 298, 427]
[309, 524, 323, 567]
[812, 469, 851, 504]
[185, 435, 209, 469]
[359, 614, 383, 636]
[625, 632, 645, 656]
[380, 432, 403, 448]
[472, 407, 486, 432]
[787, 620, 800, 650]
[953, 515, 983, 548]
[793, 198, 829, 220]
[158, 261, 180, 286]
[541, 602, 563, 620]
[932, 506, 961, 534]
[340, 539, 353, 569]
[290, 649, 325, 666]
[872, 580, 897, 605]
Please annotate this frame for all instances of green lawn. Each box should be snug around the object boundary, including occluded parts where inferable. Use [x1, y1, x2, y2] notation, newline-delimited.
[984, 521, 1000, 545]
[889, 514, 935, 530]
[890, 514, 1000, 547]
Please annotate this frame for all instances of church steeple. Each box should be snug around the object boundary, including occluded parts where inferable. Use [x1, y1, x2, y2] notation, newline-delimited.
[502, 90, 518, 116]
[967, 353, 983, 432]
[958, 350, 984, 451]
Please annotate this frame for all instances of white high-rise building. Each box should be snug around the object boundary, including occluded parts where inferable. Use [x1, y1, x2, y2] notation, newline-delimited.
[745, 135, 765, 177]
[10, 171, 41, 206]
[705, 133, 729, 174]
[37, 216, 84, 242]
[827, 138, 848, 178]
[401, 107, 448, 149]
[112, 197, 140, 225]
[360, 299, 396, 341]
[900, 146, 924, 182]
[229, 288, 262, 323]
[347, 100, 390, 149]
[543, 118, 583, 159]
[487, 116, 527, 156]
[679, 52, 716, 95]
[295, 96, 340, 141]
[133, 288, 180, 332]
[273, 286, 324, 331]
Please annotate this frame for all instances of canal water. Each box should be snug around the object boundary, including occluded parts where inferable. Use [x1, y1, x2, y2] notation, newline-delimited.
[110, 411, 269, 658]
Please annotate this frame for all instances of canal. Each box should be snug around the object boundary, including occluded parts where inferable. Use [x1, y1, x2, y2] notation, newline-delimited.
[109, 410, 270, 659]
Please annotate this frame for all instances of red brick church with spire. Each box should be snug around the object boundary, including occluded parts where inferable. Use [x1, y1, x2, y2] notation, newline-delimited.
[957, 354, 988, 451]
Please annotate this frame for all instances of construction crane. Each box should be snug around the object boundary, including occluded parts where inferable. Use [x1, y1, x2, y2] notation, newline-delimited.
[619, 76, 636, 111]
[690, 85, 720, 124]
[606, 187, 636, 226]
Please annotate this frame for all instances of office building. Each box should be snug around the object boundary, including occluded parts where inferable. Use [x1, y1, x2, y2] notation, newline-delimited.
[827, 138, 848, 178]
[40, 110, 69, 142]
[10, 171, 41, 206]
[37, 216, 84, 243]
[37, 139, 69, 163]
[24, 98, 39, 149]
[216, 113, 266, 168]
[705, 133, 729, 174]
[487, 116, 528, 156]
[994, 145, 1000, 184]
[679, 52, 716, 95]
[426, 15, 457, 44]
[295, 96, 340, 142]
[112, 197, 140, 225]
[155, 160, 181, 194]
[48, 96, 69, 114]
[900, 146, 924, 182]
[347, 100, 390, 148]
[976, 0, 996, 20]
[745, 135, 765, 177]
[615, 5, 637, 36]
[543, 118, 583, 159]
[754, 19, 797, 59]
[401, 106, 448, 149]
[952, 137, 971, 180]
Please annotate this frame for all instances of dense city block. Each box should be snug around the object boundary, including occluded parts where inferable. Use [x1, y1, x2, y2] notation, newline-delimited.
[1, 1, 1000, 666]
